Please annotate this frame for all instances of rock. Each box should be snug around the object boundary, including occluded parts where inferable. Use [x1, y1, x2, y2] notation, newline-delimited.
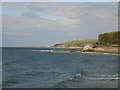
[83, 44, 94, 51]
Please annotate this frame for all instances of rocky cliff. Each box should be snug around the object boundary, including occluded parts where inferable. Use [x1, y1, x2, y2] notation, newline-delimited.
[98, 31, 120, 45]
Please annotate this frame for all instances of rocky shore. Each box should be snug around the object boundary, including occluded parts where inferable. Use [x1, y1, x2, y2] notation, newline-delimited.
[50, 31, 120, 55]
[33, 45, 120, 55]
[54, 47, 120, 55]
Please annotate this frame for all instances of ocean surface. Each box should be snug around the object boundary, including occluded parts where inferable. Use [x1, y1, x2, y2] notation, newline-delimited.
[2, 47, 119, 88]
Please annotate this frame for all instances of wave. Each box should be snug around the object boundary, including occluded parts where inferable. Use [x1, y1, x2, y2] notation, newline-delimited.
[54, 73, 119, 88]
[81, 76, 119, 80]
[73, 73, 119, 80]
[32, 50, 53, 52]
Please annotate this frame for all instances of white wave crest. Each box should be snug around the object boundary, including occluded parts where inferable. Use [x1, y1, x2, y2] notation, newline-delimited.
[82, 76, 119, 80]
[33, 50, 53, 52]
[75, 73, 119, 80]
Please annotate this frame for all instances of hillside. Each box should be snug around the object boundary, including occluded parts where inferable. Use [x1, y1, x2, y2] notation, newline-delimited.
[52, 31, 120, 54]
[53, 40, 98, 47]
[98, 31, 120, 46]
[53, 31, 120, 48]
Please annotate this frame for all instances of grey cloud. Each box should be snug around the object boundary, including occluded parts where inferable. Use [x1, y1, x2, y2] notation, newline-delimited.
[3, 2, 118, 28]
[2, 2, 118, 46]
[29, 2, 117, 17]
[21, 11, 39, 17]
[3, 14, 52, 30]
[2, 2, 28, 9]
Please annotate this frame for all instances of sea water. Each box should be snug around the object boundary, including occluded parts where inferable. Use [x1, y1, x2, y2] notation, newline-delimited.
[2, 47, 119, 88]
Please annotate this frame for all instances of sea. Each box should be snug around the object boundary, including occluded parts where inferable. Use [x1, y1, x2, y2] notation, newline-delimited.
[2, 47, 119, 88]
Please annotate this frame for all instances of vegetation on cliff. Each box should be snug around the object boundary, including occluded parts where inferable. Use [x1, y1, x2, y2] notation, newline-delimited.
[53, 31, 120, 47]
[52, 31, 120, 54]
[98, 31, 120, 46]
[54, 40, 98, 47]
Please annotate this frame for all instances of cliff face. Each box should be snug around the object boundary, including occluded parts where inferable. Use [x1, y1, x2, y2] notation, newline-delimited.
[98, 31, 120, 45]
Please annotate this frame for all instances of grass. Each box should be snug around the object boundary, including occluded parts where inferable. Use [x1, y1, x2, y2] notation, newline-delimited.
[53, 31, 120, 48]
[63, 40, 98, 47]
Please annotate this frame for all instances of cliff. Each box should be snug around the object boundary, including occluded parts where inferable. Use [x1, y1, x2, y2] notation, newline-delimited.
[98, 31, 120, 46]
[53, 31, 120, 48]
[52, 31, 120, 54]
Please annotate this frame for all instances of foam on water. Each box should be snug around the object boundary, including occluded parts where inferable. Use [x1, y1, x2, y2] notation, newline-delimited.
[33, 50, 53, 52]
[73, 73, 119, 80]
[81, 76, 119, 80]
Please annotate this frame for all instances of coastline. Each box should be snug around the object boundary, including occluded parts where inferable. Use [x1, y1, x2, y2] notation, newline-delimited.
[80, 51, 120, 55]
[52, 46, 120, 55]
[32, 47, 120, 55]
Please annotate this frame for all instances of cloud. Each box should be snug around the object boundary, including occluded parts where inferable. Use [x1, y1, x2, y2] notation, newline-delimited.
[28, 2, 117, 25]
[3, 2, 118, 28]
[2, 0, 119, 2]
[3, 14, 60, 31]
[21, 11, 39, 17]
[2, 0, 57, 2]
[2, 2, 118, 46]
[3, 31, 31, 36]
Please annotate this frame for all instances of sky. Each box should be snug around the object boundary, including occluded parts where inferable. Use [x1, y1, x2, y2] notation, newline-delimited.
[1, 0, 119, 2]
[2, 1, 118, 47]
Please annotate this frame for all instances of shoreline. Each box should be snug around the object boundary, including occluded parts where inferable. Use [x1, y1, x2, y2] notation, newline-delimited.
[80, 51, 120, 55]
[32, 49, 120, 55]
[51, 45, 120, 55]
[53, 46, 120, 55]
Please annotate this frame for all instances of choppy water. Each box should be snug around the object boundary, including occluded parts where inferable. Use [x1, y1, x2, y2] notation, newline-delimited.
[2, 47, 119, 88]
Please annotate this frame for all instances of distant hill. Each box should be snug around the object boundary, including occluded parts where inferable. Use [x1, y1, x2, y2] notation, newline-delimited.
[98, 31, 120, 45]
[53, 40, 98, 47]
[53, 31, 120, 48]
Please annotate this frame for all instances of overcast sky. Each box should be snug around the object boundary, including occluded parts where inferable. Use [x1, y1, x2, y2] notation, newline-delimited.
[2, 2, 118, 47]
[1, 0, 119, 2]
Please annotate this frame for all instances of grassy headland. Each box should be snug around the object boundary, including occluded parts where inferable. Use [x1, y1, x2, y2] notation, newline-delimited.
[52, 31, 120, 54]
[53, 40, 98, 48]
